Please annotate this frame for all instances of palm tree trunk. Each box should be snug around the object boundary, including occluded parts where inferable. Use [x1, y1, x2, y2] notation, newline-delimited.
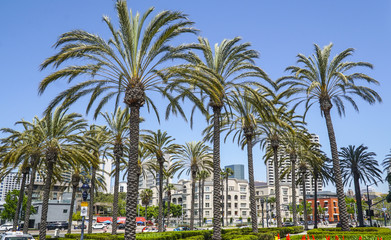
[190, 170, 196, 230]
[302, 173, 308, 231]
[125, 105, 141, 240]
[167, 189, 171, 227]
[201, 178, 205, 226]
[88, 167, 96, 234]
[112, 144, 122, 235]
[23, 158, 38, 234]
[272, 143, 282, 228]
[314, 174, 318, 229]
[225, 175, 228, 227]
[199, 178, 202, 227]
[145, 204, 148, 222]
[13, 168, 28, 231]
[291, 154, 297, 226]
[39, 155, 55, 240]
[246, 136, 258, 233]
[67, 185, 77, 234]
[323, 109, 350, 231]
[158, 159, 164, 232]
[212, 106, 222, 240]
[353, 172, 364, 227]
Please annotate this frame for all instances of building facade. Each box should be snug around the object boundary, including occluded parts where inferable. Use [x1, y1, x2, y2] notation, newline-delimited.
[306, 191, 339, 223]
[225, 165, 245, 180]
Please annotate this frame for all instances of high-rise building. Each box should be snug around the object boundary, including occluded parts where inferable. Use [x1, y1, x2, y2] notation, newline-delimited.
[266, 134, 322, 195]
[225, 164, 245, 180]
[0, 172, 22, 202]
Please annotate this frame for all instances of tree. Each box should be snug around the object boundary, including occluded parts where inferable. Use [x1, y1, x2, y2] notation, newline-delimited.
[221, 168, 234, 227]
[1, 190, 36, 222]
[176, 141, 212, 230]
[140, 189, 153, 222]
[197, 170, 210, 227]
[101, 107, 129, 234]
[39, 1, 196, 238]
[34, 108, 92, 240]
[340, 144, 382, 227]
[280, 43, 382, 230]
[143, 130, 180, 232]
[165, 37, 272, 239]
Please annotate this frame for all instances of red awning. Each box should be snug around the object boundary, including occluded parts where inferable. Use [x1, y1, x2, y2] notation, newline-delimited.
[96, 217, 113, 223]
[136, 217, 146, 222]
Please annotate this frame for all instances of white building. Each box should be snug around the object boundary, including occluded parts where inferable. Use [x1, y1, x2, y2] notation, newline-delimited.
[0, 172, 22, 202]
[266, 134, 322, 195]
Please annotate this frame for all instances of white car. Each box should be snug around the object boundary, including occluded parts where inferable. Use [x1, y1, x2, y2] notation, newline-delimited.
[0, 231, 34, 240]
[0, 224, 13, 231]
[92, 223, 106, 229]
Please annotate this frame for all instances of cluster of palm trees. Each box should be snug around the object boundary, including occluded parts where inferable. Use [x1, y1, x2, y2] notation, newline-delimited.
[0, 0, 385, 240]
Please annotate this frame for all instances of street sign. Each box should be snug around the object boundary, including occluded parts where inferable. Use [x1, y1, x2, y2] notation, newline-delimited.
[81, 206, 88, 216]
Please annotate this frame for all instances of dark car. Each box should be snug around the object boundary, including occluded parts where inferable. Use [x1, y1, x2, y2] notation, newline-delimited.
[282, 222, 295, 227]
[118, 224, 125, 229]
[47, 222, 68, 230]
[74, 224, 87, 229]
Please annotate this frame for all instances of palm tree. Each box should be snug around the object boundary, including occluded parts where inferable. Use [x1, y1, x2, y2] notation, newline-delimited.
[221, 167, 234, 227]
[140, 189, 153, 222]
[280, 43, 382, 230]
[165, 37, 272, 239]
[142, 130, 180, 232]
[164, 183, 176, 227]
[33, 108, 92, 240]
[39, 1, 196, 238]
[176, 141, 212, 230]
[340, 145, 382, 227]
[163, 162, 181, 227]
[101, 107, 129, 234]
[197, 170, 210, 227]
[85, 125, 109, 234]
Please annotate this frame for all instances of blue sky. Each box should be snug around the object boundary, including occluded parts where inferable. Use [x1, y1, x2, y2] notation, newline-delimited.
[1, 0, 391, 193]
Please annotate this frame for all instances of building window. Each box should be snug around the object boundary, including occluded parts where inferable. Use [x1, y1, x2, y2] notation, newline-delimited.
[63, 209, 68, 213]
[205, 187, 210, 191]
[283, 188, 288, 195]
[240, 203, 246, 208]
[235, 203, 238, 208]
[242, 211, 247, 216]
[206, 195, 210, 200]
[205, 211, 210, 216]
[283, 198, 288, 203]
[229, 186, 234, 191]
[205, 203, 210, 208]
[228, 211, 231, 216]
[240, 195, 246, 200]
[120, 186, 124, 192]
[234, 195, 238, 200]
[240, 186, 246, 192]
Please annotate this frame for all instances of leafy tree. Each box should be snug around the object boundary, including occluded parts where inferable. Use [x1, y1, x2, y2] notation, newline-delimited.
[72, 211, 82, 221]
[39, 1, 196, 238]
[140, 189, 153, 221]
[165, 36, 272, 239]
[1, 190, 36, 222]
[340, 144, 382, 227]
[280, 43, 382, 230]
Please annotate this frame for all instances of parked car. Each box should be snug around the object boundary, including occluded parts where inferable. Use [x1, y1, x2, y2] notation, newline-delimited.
[282, 222, 295, 227]
[0, 231, 34, 240]
[142, 227, 158, 232]
[118, 224, 125, 229]
[47, 222, 68, 230]
[74, 224, 87, 229]
[92, 223, 106, 229]
[0, 224, 13, 231]
[173, 226, 190, 231]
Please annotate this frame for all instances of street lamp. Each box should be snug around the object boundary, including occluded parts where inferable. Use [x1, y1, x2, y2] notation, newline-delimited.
[260, 198, 265, 228]
[80, 183, 90, 240]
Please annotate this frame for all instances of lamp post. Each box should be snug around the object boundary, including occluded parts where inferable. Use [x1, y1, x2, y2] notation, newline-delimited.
[260, 198, 265, 228]
[80, 183, 90, 240]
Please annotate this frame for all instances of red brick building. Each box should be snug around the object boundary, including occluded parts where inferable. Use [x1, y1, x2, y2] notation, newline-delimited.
[307, 191, 340, 223]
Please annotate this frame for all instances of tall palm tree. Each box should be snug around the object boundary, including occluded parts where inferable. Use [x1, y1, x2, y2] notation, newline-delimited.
[197, 170, 210, 227]
[162, 162, 181, 227]
[175, 141, 212, 230]
[39, 1, 196, 238]
[101, 107, 129, 234]
[165, 37, 272, 239]
[142, 130, 180, 232]
[221, 167, 234, 227]
[279, 43, 382, 230]
[340, 145, 382, 227]
[85, 125, 109, 234]
[32, 108, 92, 240]
[140, 189, 153, 222]
[164, 183, 176, 227]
